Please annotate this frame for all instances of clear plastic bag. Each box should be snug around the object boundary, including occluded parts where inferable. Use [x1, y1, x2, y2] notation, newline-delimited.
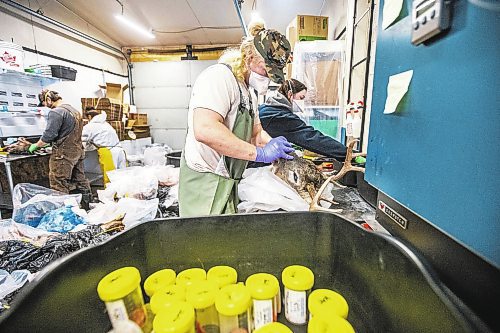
[143, 144, 173, 166]
[12, 184, 82, 227]
[100, 167, 158, 201]
[0, 219, 55, 247]
[0, 269, 32, 300]
[86, 198, 158, 229]
[146, 165, 179, 186]
[292, 41, 345, 106]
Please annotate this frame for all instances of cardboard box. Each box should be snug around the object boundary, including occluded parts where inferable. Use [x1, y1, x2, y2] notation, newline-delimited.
[287, 15, 329, 50]
[131, 124, 151, 139]
[81, 98, 123, 121]
[123, 103, 130, 114]
[129, 113, 148, 125]
[303, 59, 340, 105]
[108, 120, 125, 141]
[98, 82, 129, 103]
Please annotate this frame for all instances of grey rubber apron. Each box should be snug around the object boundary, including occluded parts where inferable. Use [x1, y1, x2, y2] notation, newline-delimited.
[179, 66, 254, 217]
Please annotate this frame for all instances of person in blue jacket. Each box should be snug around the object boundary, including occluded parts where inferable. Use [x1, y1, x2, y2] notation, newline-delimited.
[259, 78, 348, 161]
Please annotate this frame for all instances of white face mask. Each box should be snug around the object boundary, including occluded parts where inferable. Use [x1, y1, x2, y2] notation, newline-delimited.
[292, 99, 306, 113]
[249, 71, 271, 95]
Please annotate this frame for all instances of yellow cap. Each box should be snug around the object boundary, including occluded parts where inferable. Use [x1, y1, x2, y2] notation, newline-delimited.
[97, 267, 141, 302]
[281, 265, 314, 291]
[186, 280, 218, 309]
[176, 268, 206, 289]
[215, 284, 251, 316]
[308, 289, 349, 319]
[150, 284, 186, 314]
[307, 316, 355, 333]
[144, 269, 176, 297]
[254, 322, 292, 333]
[153, 301, 195, 333]
[245, 273, 279, 300]
[207, 266, 238, 288]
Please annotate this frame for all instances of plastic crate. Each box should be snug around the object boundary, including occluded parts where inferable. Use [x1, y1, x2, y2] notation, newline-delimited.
[49, 65, 77, 81]
[0, 212, 487, 332]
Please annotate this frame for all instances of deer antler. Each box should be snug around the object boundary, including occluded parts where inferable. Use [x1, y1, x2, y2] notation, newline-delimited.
[310, 139, 366, 212]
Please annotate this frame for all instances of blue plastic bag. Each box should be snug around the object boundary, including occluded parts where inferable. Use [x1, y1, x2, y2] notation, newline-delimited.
[37, 206, 86, 233]
[12, 184, 81, 227]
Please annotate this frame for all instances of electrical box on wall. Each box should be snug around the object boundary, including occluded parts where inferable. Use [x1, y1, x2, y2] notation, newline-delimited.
[411, 0, 452, 45]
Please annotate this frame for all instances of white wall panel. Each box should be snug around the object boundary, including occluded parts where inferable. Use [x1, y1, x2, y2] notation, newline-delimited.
[140, 108, 188, 129]
[134, 87, 190, 109]
[189, 60, 217, 82]
[133, 60, 216, 147]
[133, 61, 190, 87]
[150, 129, 187, 150]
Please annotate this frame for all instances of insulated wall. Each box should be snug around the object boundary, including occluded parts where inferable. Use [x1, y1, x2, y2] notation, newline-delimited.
[132, 60, 216, 150]
[0, 2, 128, 109]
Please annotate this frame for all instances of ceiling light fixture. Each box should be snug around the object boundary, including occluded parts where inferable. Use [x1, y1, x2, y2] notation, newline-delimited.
[115, 14, 155, 39]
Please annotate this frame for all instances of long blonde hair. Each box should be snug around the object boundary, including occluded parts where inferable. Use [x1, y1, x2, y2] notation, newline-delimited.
[218, 19, 266, 82]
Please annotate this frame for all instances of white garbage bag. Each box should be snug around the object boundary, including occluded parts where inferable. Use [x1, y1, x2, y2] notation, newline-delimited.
[237, 166, 309, 213]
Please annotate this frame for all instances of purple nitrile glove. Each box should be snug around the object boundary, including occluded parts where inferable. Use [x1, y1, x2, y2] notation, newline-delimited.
[255, 136, 295, 163]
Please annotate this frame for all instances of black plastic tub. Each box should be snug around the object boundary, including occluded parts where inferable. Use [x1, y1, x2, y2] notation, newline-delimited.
[0, 212, 489, 332]
[166, 150, 181, 167]
[50, 65, 77, 81]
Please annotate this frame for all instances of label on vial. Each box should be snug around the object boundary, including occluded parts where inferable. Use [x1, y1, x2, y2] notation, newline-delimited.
[105, 299, 129, 327]
[219, 313, 249, 333]
[284, 288, 307, 324]
[253, 299, 274, 329]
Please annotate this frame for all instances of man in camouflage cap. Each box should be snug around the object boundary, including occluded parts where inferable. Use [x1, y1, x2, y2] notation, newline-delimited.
[253, 29, 291, 84]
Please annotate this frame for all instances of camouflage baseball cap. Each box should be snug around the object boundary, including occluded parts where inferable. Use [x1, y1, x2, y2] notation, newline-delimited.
[253, 29, 291, 84]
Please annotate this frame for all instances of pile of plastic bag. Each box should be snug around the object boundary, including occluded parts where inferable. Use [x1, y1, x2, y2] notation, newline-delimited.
[0, 219, 121, 310]
[90, 165, 179, 228]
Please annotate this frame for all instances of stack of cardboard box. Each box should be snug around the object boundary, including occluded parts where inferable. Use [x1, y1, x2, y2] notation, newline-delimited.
[126, 113, 150, 139]
[81, 82, 130, 140]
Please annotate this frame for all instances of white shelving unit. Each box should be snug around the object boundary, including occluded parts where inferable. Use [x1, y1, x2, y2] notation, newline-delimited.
[0, 68, 60, 87]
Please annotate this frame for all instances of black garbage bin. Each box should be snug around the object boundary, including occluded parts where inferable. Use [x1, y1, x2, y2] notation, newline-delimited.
[166, 150, 181, 167]
[0, 212, 488, 332]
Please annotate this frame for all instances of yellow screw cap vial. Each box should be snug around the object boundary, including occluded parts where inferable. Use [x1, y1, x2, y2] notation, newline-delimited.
[153, 301, 195, 333]
[207, 266, 238, 288]
[282, 265, 314, 325]
[215, 284, 252, 333]
[150, 284, 186, 315]
[144, 269, 176, 297]
[176, 268, 206, 289]
[307, 315, 355, 333]
[186, 280, 219, 333]
[97, 267, 146, 329]
[308, 289, 349, 319]
[246, 273, 280, 329]
[254, 322, 293, 333]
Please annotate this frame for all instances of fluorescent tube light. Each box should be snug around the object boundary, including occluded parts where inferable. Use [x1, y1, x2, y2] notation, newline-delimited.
[115, 15, 155, 39]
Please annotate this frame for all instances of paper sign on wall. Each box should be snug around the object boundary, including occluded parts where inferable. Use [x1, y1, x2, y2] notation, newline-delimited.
[382, 0, 403, 30]
[383, 70, 413, 114]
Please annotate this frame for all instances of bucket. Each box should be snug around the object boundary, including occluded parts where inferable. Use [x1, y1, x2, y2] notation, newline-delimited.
[0, 212, 488, 332]
[0, 41, 24, 72]
[166, 150, 182, 167]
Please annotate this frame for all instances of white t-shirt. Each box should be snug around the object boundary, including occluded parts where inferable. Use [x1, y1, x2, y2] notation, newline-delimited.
[184, 64, 260, 177]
